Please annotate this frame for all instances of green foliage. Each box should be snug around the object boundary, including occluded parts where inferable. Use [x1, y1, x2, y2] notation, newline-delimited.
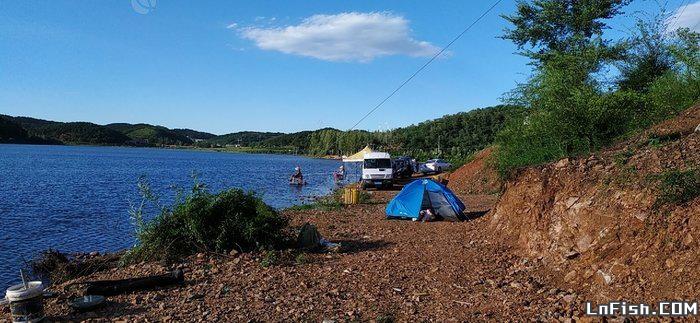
[124, 179, 289, 264]
[655, 169, 700, 208]
[0, 116, 29, 142]
[502, 0, 630, 64]
[388, 105, 525, 161]
[8, 115, 59, 130]
[106, 123, 194, 146]
[211, 105, 524, 164]
[171, 128, 216, 140]
[286, 194, 343, 211]
[260, 250, 279, 268]
[34, 122, 132, 145]
[617, 16, 672, 93]
[294, 252, 309, 265]
[206, 131, 285, 147]
[375, 314, 396, 323]
[495, 3, 700, 177]
[646, 29, 700, 121]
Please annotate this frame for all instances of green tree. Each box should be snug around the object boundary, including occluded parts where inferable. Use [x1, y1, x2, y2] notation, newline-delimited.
[617, 15, 672, 93]
[502, 0, 630, 64]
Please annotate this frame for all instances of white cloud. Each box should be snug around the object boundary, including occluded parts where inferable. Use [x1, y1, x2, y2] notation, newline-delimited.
[667, 1, 700, 32]
[237, 12, 439, 62]
[226, 22, 238, 29]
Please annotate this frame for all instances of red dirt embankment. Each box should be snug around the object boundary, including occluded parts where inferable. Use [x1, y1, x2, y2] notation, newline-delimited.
[448, 147, 502, 195]
[489, 104, 700, 303]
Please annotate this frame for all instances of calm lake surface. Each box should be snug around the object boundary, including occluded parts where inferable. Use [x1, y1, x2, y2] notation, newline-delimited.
[0, 144, 350, 290]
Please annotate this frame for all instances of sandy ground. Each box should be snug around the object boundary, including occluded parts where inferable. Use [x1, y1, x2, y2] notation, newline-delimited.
[23, 190, 600, 322]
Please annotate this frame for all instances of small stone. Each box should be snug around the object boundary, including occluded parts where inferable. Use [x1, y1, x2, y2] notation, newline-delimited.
[595, 270, 612, 285]
[229, 249, 239, 256]
[555, 158, 570, 169]
[564, 270, 577, 283]
[665, 258, 675, 268]
[564, 250, 580, 260]
[509, 282, 523, 289]
[562, 294, 575, 303]
[683, 233, 694, 247]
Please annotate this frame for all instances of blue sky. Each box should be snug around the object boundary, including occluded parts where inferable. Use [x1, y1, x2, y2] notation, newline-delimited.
[1, 0, 697, 134]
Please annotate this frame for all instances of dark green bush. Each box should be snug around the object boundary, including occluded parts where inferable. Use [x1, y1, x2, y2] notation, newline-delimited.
[655, 169, 700, 208]
[124, 183, 288, 263]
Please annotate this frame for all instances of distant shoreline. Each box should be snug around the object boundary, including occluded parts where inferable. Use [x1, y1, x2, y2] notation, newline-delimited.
[0, 142, 343, 160]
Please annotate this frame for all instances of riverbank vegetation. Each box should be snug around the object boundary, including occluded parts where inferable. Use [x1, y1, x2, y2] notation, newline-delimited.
[123, 179, 289, 264]
[493, 1, 700, 177]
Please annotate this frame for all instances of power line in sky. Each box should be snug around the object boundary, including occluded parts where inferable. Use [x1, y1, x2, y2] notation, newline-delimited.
[669, 0, 691, 30]
[348, 0, 504, 131]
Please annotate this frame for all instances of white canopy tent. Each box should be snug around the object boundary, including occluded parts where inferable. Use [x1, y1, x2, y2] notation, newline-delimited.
[342, 145, 374, 163]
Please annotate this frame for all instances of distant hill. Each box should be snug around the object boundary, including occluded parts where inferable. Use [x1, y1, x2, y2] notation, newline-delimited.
[106, 123, 193, 146]
[0, 105, 524, 161]
[388, 105, 525, 160]
[34, 122, 132, 145]
[240, 106, 525, 159]
[207, 131, 284, 146]
[9, 116, 59, 130]
[0, 116, 30, 143]
[171, 128, 216, 141]
[0, 115, 210, 147]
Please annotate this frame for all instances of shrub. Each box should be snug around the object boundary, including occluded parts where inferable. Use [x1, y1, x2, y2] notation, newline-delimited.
[647, 29, 700, 121]
[124, 182, 288, 264]
[655, 169, 700, 208]
[260, 250, 279, 268]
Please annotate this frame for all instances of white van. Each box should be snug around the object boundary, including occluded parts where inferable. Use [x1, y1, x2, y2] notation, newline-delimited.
[361, 152, 393, 189]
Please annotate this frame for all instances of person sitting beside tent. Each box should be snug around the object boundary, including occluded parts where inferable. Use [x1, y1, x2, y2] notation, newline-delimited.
[290, 166, 304, 183]
[419, 208, 436, 222]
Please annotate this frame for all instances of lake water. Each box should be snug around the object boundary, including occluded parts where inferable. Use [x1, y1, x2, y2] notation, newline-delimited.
[0, 144, 351, 290]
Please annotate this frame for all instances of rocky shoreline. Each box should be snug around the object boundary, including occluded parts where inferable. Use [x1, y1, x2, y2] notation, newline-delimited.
[2, 191, 591, 322]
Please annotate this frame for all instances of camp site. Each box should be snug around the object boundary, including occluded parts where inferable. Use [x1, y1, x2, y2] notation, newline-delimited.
[2, 0, 700, 321]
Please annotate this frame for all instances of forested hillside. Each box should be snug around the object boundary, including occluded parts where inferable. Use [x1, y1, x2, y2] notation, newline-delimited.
[0, 116, 30, 143]
[33, 122, 132, 145]
[206, 131, 284, 147]
[106, 123, 193, 146]
[1, 104, 524, 162]
[242, 105, 525, 161]
[171, 128, 216, 141]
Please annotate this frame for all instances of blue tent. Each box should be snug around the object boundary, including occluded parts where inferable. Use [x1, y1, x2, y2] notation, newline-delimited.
[386, 179, 467, 221]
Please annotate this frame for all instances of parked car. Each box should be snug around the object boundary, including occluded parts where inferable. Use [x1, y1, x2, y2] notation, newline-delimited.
[420, 159, 452, 174]
[392, 156, 414, 179]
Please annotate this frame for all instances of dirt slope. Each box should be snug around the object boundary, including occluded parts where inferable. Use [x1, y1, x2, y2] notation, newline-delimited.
[489, 104, 700, 303]
[449, 147, 502, 195]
